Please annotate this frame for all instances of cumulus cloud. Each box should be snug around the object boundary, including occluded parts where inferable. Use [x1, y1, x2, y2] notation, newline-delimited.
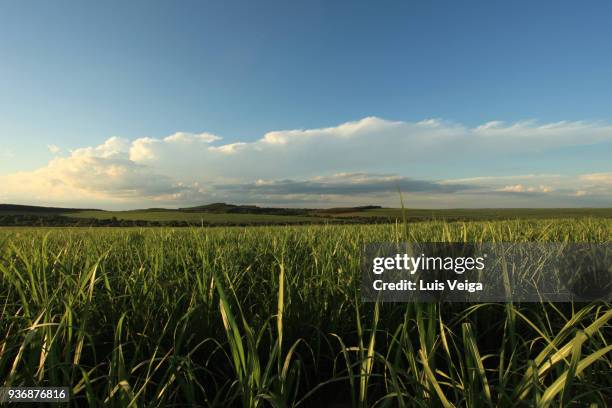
[496, 184, 554, 194]
[47, 144, 61, 154]
[580, 172, 612, 185]
[1, 118, 611, 208]
[217, 173, 474, 196]
[573, 172, 612, 198]
[117, 117, 612, 183]
[439, 173, 612, 207]
[1, 136, 185, 206]
[163, 132, 221, 144]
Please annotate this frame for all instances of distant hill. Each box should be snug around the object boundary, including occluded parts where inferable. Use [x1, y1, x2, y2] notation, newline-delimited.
[0, 204, 100, 214]
[178, 202, 310, 215]
[0, 202, 383, 217]
[178, 202, 383, 215]
[1, 202, 609, 227]
[316, 205, 382, 214]
[179, 203, 255, 212]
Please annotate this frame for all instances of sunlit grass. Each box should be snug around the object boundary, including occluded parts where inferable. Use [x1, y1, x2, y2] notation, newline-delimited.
[0, 218, 610, 406]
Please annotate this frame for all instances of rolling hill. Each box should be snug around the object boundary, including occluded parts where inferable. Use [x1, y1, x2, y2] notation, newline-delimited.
[1, 203, 611, 227]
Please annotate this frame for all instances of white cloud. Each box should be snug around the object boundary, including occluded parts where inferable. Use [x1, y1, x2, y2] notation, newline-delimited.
[580, 172, 612, 185]
[121, 117, 612, 183]
[1, 117, 611, 208]
[163, 132, 221, 144]
[47, 144, 61, 154]
[499, 184, 528, 193]
[497, 184, 554, 194]
[445, 174, 562, 184]
[1, 136, 184, 206]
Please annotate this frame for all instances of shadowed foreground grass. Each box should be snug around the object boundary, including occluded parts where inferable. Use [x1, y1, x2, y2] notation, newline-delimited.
[0, 219, 610, 406]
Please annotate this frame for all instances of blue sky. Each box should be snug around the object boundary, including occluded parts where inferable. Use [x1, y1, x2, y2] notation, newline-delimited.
[1, 1, 611, 208]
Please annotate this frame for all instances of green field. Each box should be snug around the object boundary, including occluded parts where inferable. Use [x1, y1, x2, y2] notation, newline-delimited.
[1, 219, 611, 406]
[67, 210, 318, 224]
[330, 207, 612, 220]
[2, 204, 611, 227]
[69, 207, 612, 224]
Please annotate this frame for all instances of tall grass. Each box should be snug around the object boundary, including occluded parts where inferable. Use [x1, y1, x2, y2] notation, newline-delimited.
[0, 218, 610, 406]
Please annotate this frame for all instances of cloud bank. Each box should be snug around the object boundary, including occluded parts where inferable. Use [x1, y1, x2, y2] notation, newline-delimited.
[1, 117, 611, 208]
